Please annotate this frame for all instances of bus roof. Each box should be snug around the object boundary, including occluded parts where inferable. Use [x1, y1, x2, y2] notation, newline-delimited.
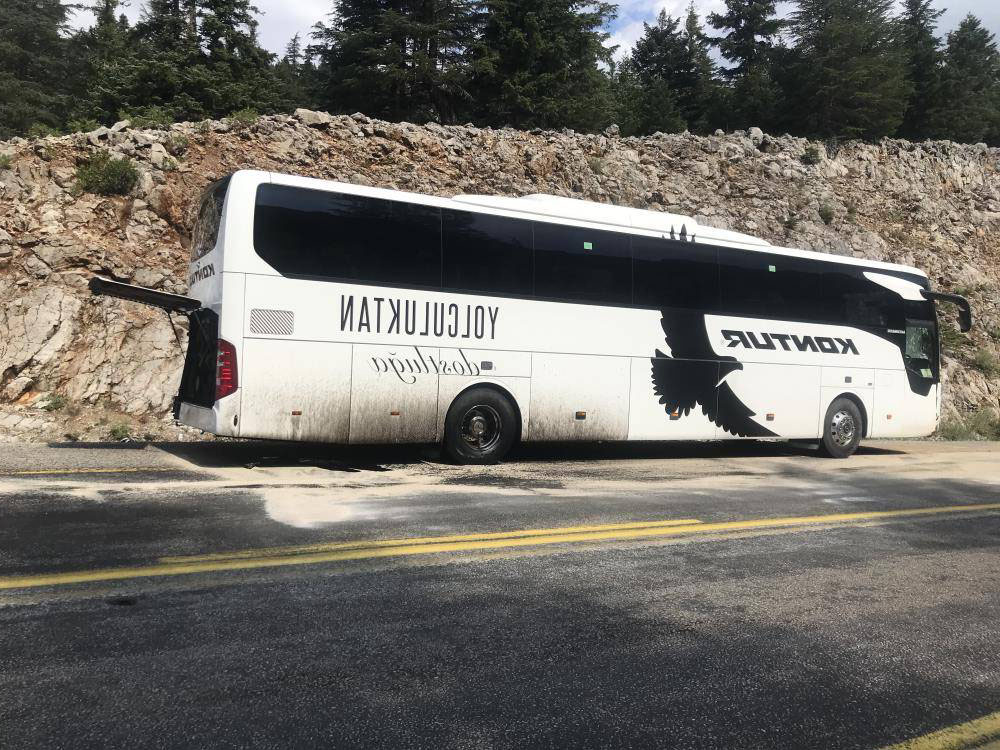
[253, 170, 928, 280]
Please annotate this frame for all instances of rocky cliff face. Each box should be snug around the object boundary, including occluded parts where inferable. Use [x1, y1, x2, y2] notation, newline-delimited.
[1, 111, 998, 442]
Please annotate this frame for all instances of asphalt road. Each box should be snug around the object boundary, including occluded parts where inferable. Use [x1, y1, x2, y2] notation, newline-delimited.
[0, 439, 999, 749]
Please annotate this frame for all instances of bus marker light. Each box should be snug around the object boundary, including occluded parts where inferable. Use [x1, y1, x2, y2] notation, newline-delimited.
[845, 376, 852, 383]
[887, 414, 893, 420]
[291, 410, 302, 416]
[481, 361, 493, 371]
[669, 410, 680, 420]
[766, 413, 775, 421]
[575, 411, 587, 420]
[390, 410, 401, 416]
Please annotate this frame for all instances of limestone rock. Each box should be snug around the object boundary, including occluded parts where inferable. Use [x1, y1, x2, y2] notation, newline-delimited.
[295, 109, 334, 128]
[0, 113, 998, 441]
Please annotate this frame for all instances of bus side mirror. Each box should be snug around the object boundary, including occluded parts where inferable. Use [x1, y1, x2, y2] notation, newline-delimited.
[921, 289, 973, 333]
[959, 307, 973, 333]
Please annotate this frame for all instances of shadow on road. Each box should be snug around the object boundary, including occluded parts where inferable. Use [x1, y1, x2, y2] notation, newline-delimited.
[140, 438, 907, 473]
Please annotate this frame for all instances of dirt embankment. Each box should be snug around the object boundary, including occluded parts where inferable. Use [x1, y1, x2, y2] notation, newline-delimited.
[1, 111, 998, 441]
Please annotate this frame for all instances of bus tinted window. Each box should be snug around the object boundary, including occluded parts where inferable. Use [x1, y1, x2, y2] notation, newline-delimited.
[191, 177, 231, 261]
[633, 237, 718, 310]
[719, 249, 824, 321]
[254, 184, 442, 288]
[442, 210, 533, 296]
[822, 270, 900, 328]
[533, 222, 631, 304]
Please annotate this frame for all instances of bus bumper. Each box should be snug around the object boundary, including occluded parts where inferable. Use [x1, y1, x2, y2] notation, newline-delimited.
[177, 397, 240, 437]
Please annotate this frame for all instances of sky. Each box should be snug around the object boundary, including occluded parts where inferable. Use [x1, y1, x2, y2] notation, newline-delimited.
[68, 0, 1000, 59]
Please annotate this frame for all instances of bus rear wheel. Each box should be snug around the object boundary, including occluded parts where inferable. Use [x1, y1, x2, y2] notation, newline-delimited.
[444, 388, 518, 465]
[819, 398, 863, 458]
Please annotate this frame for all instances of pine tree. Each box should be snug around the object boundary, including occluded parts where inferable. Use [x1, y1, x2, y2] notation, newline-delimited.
[623, 8, 718, 134]
[121, 0, 286, 122]
[472, 0, 616, 131]
[680, 3, 721, 132]
[611, 58, 685, 136]
[898, 0, 944, 140]
[276, 34, 318, 109]
[931, 15, 1000, 144]
[788, 0, 911, 140]
[312, 0, 389, 117]
[68, 0, 137, 126]
[314, 0, 483, 124]
[707, 0, 782, 130]
[0, 0, 70, 137]
[197, 0, 286, 115]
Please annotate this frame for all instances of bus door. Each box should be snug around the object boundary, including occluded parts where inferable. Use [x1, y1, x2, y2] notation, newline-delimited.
[874, 316, 938, 437]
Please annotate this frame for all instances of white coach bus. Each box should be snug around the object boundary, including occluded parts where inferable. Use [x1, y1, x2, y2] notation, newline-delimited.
[91, 169, 972, 463]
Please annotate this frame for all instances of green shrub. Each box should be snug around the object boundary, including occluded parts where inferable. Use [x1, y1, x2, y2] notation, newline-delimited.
[939, 323, 968, 355]
[938, 410, 1000, 440]
[228, 108, 259, 130]
[166, 133, 189, 156]
[27, 123, 59, 138]
[109, 423, 132, 441]
[801, 146, 822, 165]
[818, 203, 836, 225]
[76, 151, 139, 196]
[0, 154, 11, 171]
[972, 349, 1000, 377]
[66, 118, 100, 134]
[121, 106, 173, 130]
[40, 394, 68, 412]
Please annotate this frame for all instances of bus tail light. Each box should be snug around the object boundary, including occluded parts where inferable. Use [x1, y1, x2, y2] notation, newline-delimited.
[216, 339, 238, 400]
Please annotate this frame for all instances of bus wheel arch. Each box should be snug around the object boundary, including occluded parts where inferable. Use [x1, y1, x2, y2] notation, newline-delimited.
[443, 384, 522, 464]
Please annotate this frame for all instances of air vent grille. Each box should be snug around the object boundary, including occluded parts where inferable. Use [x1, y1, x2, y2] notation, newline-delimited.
[249, 309, 294, 336]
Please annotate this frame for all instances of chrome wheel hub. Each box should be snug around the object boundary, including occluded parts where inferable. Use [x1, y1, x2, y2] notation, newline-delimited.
[830, 410, 856, 447]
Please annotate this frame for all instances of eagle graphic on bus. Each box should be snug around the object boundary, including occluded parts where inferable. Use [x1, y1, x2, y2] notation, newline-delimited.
[651, 307, 778, 438]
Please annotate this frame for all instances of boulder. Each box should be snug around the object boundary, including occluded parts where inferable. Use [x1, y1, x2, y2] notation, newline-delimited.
[294, 108, 334, 128]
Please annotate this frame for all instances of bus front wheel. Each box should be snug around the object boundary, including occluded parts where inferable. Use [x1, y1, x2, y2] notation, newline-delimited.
[819, 398, 863, 458]
[444, 388, 519, 465]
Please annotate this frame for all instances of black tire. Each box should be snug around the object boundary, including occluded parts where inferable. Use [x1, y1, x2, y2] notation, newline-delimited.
[444, 387, 519, 465]
[819, 398, 863, 458]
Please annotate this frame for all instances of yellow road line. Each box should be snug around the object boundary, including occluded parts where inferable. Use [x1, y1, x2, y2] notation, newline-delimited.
[160, 518, 705, 563]
[0, 467, 175, 477]
[881, 709, 1000, 750]
[2, 502, 999, 591]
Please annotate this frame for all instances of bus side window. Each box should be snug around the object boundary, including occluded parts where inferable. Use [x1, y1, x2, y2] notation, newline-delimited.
[821, 270, 898, 328]
[254, 184, 443, 288]
[632, 237, 719, 310]
[442, 210, 533, 296]
[719, 249, 825, 322]
[533, 222, 631, 305]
